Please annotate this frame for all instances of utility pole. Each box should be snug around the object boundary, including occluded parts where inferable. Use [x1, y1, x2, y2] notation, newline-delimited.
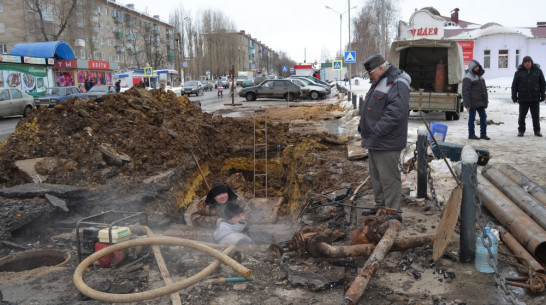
[380, 0, 386, 58]
[348, 0, 352, 91]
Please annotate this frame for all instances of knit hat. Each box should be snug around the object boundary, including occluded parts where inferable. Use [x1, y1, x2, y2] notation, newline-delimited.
[363, 54, 385, 73]
[205, 182, 238, 205]
[523, 56, 533, 64]
[224, 201, 244, 220]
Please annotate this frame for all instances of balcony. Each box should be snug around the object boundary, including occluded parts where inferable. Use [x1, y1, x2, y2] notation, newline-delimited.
[126, 34, 135, 41]
[93, 42, 101, 49]
[114, 16, 122, 23]
[116, 46, 126, 53]
[167, 50, 175, 61]
[114, 31, 124, 38]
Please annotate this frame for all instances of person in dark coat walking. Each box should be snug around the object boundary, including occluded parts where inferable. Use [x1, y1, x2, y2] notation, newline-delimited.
[359, 54, 411, 218]
[462, 59, 490, 140]
[511, 56, 546, 137]
[115, 80, 121, 93]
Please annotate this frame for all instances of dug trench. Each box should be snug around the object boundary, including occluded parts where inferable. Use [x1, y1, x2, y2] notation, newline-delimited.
[0, 87, 542, 304]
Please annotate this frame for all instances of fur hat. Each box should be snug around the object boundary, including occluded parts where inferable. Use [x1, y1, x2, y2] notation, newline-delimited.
[523, 56, 533, 64]
[205, 182, 237, 205]
[363, 54, 385, 73]
[224, 201, 244, 220]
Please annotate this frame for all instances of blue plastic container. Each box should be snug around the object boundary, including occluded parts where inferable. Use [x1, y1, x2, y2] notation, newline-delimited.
[475, 223, 498, 273]
[428, 122, 448, 142]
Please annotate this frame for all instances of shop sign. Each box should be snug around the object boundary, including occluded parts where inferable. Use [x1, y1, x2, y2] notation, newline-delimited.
[410, 27, 439, 37]
[54, 60, 78, 69]
[24, 57, 46, 65]
[0, 54, 22, 63]
[89, 60, 110, 70]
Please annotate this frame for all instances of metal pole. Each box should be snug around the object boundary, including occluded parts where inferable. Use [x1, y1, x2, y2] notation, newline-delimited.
[339, 13, 342, 81]
[348, 0, 352, 92]
[380, 0, 385, 57]
[416, 127, 428, 198]
[460, 145, 478, 263]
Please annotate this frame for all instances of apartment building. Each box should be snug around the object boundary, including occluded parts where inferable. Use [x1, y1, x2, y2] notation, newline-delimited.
[203, 30, 278, 77]
[0, 0, 175, 71]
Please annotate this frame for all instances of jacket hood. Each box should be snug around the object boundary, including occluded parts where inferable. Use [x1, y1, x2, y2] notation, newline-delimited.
[468, 60, 480, 71]
[517, 63, 541, 71]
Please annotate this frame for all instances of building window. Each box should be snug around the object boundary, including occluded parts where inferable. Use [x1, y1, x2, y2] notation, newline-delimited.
[100, 37, 103, 45]
[484, 50, 490, 69]
[115, 55, 119, 62]
[80, 49, 85, 59]
[515, 49, 520, 68]
[498, 50, 508, 68]
[107, 39, 111, 46]
[0, 44, 7, 53]
[0, 2, 3, 12]
[105, 7, 108, 15]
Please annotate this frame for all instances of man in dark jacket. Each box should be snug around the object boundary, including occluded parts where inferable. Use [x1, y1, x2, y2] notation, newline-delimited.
[359, 54, 411, 217]
[511, 56, 545, 137]
[462, 59, 489, 140]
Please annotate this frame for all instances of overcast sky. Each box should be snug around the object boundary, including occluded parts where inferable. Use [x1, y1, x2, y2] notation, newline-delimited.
[124, 0, 545, 64]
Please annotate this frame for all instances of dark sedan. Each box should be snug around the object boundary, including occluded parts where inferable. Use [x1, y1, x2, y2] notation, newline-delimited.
[34, 86, 88, 108]
[86, 85, 117, 102]
[238, 79, 301, 101]
[183, 81, 204, 96]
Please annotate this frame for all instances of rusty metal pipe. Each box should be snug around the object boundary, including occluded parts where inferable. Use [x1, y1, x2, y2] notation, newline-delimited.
[498, 226, 544, 274]
[477, 175, 546, 262]
[314, 235, 434, 258]
[498, 226, 545, 293]
[497, 164, 546, 206]
[344, 220, 402, 305]
[482, 165, 546, 230]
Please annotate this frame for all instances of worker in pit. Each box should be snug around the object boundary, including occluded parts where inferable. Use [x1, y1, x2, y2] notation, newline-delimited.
[213, 201, 252, 245]
[191, 182, 240, 228]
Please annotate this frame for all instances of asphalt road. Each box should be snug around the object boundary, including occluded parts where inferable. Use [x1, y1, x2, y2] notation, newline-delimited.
[0, 117, 19, 142]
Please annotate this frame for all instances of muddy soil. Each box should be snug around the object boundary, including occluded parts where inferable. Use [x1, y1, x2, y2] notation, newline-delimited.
[0, 88, 544, 305]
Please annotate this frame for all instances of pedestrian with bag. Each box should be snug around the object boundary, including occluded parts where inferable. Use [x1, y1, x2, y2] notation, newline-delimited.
[511, 56, 546, 137]
[359, 54, 411, 221]
[217, 77, 223, 97]
[463, 59, 490, 140]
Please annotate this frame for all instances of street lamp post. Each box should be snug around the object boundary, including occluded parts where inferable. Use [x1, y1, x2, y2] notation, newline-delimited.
[325, 5, 357, 81]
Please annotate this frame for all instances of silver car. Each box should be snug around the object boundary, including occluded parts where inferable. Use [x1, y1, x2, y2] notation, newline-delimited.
[289, 78, 328, 100]
[0, 88, 35, 118]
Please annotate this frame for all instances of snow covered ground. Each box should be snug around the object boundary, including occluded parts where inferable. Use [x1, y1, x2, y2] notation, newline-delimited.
[338, 76, 546, 203]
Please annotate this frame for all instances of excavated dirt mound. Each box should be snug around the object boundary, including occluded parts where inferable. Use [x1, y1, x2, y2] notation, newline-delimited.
[0, 87, 302, 188]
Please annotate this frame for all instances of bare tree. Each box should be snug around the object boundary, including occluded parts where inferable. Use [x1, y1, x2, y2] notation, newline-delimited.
[350, 0, 400, 75]
[24, 0, 79, 41]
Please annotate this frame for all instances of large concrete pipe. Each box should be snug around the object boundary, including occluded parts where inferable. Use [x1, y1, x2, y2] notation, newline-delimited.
[482, 165, 546, 231]
[497, 164, 546, 207]
[477, 175, 546, 262]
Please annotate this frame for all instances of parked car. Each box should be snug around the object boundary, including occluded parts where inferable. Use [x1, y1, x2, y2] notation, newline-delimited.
[202, 80, 213, 91]
[253, 75, 268, 86]
[291, 75, 332, 88]
[236, 76, 247, 87]
[288, 78, 328, 100]
[34, 86, 88, 108]
[242, 78, 254, 88]
[215, 77, 230, 89]
[183, 81, 204, 96]
[0, 88, 35, 118]
[238, 79, 301, 101]
[86, 85, 117, 103]
[289, 76, 332, 94]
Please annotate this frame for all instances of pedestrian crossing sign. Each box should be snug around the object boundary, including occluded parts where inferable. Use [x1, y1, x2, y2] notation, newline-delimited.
[144, 66, 153, 76]
[344, 51, 356, 63]
[332, 60, 343, 71]
[282, 66, 288, 72]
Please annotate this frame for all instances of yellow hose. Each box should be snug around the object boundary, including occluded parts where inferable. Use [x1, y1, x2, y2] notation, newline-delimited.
[73, 236, 251, 303]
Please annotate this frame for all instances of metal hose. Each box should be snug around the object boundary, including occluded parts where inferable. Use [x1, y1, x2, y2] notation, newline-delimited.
[73, 236, 251, 303]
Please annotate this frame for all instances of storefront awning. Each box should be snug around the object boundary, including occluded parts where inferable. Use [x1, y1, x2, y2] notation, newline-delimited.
[10, 41, 76, 60]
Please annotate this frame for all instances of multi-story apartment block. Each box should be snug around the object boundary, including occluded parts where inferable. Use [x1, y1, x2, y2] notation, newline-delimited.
[203, 30, 278, 77]
[0, 0, 175, 71]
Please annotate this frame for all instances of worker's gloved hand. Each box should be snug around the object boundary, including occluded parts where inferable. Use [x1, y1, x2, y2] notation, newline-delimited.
[465, 107, 470, 111]
[512, 97, 517, 104]
[485, 104, 488, 109]
[357, 124, 361, 133]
